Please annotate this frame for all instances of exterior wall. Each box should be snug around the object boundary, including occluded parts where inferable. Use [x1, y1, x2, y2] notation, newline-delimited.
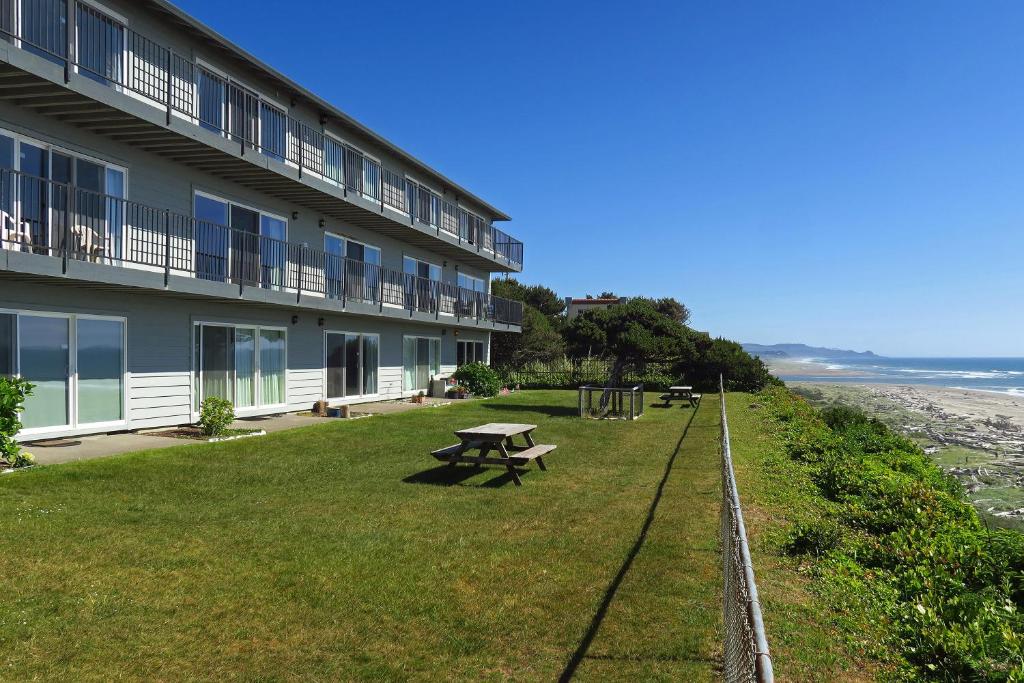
[2, 280, 478, 440]
[0, 102, 493, 286]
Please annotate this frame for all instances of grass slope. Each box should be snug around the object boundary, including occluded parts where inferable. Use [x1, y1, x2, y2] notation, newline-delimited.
[725, 392, 882, 681]
[0, 391, 723, 681]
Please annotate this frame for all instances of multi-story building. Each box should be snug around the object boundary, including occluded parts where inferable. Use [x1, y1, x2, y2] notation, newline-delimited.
[0, 0, 524, 440]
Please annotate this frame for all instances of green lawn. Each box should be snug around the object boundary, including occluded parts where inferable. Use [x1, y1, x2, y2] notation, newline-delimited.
[0, 390, 724, 681]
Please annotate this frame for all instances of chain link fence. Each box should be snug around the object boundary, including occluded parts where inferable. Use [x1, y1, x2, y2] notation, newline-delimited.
[720, 377, 774, 682]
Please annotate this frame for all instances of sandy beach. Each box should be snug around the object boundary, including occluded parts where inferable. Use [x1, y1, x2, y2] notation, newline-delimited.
[789, 381, 1024, 526]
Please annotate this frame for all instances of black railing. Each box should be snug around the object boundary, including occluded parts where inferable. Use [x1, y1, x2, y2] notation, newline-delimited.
[0, 168, 524, 325]
[0, 0, 525, 267]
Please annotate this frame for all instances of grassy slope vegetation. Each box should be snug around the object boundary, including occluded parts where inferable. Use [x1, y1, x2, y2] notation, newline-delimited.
[0, 390, 722, 681]
[728, 389, 1024, 682]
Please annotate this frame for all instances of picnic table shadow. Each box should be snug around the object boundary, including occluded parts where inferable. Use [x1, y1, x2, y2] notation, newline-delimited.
[477, 402, 578, 418]
[403, 464, 529, 488]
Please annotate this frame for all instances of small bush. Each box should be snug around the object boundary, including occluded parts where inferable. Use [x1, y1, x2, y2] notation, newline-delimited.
[198, 397, 234, 437]
[0, 376, 34, 468]
[820, 403, 870, 432]
[453, 363, 502, 397]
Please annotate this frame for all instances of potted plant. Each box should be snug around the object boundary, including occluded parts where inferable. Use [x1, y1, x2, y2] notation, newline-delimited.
[412, 391, 426, 404]
[452, 385, 470, 399]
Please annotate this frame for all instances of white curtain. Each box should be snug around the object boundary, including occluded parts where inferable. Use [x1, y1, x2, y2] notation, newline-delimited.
[260, 329, 286, 405]
[235, 328, 256, 408]
[430, 338, 441, 376]
[403, 337, 416, 391]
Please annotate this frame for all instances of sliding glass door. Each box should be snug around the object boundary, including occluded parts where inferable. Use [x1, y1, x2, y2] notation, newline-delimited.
[0, 311, 125, 433]
[194, 323, 287, 410]
[325, 331, 378, 400]
[194, 192, 288, 286]
[19, 315, 69, 429]
[76, 318, 125, 424]
[402, 336, 440, 393]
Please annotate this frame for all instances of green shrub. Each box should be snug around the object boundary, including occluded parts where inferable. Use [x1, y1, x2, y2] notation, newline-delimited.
[758, 387, 1024, 680]
[0, 376, 34, 468]
[452, 363, 502, 397]
[198, 397, 234, 437]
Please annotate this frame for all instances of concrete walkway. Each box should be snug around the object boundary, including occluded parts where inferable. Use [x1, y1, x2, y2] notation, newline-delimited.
[24, 413, 325, 466]
[21, 398, 458, 466]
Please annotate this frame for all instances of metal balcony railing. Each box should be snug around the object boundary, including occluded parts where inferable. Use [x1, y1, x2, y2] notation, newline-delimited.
[0, 0, 525, 268]
[0, 168, 524, 325]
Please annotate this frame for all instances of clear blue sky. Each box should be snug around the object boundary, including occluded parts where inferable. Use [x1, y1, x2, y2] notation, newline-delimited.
[174, 0, 1024, 357]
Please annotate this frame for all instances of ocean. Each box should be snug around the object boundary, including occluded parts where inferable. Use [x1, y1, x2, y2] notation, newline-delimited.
[776, 357, 1024, 396]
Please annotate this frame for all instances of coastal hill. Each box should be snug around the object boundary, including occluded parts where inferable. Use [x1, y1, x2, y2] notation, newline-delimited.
[742, 343, 881, 360]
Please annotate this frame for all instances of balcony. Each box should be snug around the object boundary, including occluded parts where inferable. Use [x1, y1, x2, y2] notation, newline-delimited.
[0, 168, 524, 326]
[0, 0, 524, 270]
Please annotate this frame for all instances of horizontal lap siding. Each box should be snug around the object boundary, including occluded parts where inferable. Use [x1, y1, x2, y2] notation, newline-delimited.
[128, 372, 192, 428]
[288, 368, 323, 411]
[379, 366, 403, 398]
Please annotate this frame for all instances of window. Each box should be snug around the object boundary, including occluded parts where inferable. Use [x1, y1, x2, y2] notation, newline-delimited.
[326, 234, 380, 302]
[458, 273, 486, 317]
[0, 310, 125, 432]
[324, 137, 344, 185]
[193, 192, 287, 286]
[20, 0, 68, 65]
[404, 256, 441, 312]
[77, 2, 125, 86]
[403, 336, 440, 393]
[325, 332, 378, 399]
[458, 273, 486, 293]
[193, 323, 287, 410]
[197, 68, 225, 133]
[0, 129, 126, 257]
[259, 102, 287, 162]
[458, 341, 486, 366]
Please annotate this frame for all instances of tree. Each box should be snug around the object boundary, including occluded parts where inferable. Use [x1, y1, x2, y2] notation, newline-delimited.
[491, 307, 565, 367]
[566, 299, 693, 412]
[652, 297, 691, 326]
[491, 278, 565, 325]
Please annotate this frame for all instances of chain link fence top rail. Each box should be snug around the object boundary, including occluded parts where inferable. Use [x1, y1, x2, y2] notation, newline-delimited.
[720, 376, 774, 682]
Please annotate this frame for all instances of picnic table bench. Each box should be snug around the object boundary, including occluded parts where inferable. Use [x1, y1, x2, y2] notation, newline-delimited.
[659, 385, 702, 407]
[431, 423, 556, 486]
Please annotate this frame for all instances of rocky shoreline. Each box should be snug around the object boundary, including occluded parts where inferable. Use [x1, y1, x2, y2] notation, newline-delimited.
[790, 382, 1024, 526]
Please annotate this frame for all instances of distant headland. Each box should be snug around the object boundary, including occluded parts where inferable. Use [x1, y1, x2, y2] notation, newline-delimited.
[741, 343, 881, 360]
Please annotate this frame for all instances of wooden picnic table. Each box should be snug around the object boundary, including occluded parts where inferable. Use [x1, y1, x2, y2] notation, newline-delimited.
[431, 423, 556, 486]
[660, 385, 702, 407]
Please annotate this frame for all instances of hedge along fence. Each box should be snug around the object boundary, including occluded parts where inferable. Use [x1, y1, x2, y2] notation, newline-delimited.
[497, 358, 677, 390]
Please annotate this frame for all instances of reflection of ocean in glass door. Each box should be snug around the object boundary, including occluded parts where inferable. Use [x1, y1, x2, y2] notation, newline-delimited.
[20, 315, 69, 429]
